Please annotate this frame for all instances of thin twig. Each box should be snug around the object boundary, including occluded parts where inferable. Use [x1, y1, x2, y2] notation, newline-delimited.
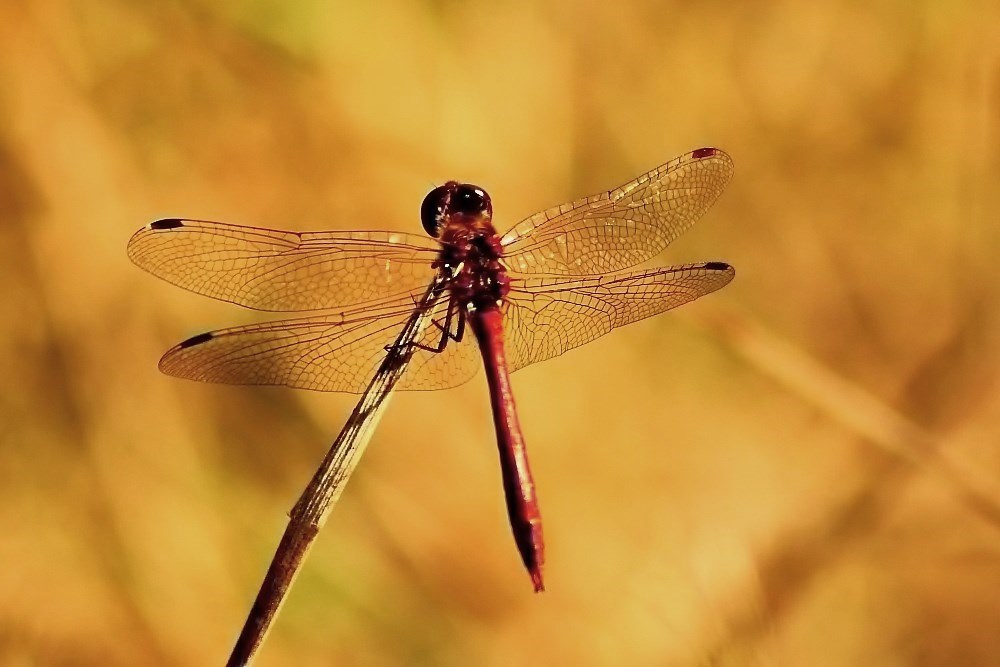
[226, 276, 447, 666]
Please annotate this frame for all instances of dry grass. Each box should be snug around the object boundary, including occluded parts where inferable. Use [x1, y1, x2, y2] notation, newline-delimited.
[1, 1, 998, 665]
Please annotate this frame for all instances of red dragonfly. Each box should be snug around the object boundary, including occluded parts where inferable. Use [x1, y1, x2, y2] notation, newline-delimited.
[128, 147, 734, 593]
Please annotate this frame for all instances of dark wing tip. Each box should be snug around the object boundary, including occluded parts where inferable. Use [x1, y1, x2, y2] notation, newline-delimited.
[704, 261, 732, 271]
[150, 218, 185, 230]
[691, 147, 719, 159]
[177, 331, 214, 348]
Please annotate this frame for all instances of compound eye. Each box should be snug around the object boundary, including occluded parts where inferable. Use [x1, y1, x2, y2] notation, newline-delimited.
[453, 184, 492, 217]
[420, 185, 449, 237]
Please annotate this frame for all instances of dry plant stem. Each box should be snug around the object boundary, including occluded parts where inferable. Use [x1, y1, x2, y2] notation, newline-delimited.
[227, 276, 447, 667]
[687, 304, 1000, 524]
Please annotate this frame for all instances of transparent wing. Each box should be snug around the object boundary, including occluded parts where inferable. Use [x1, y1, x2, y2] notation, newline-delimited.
[158, 294, 480, 393]
[127, 219, 439, 311]
[503, 262, 735, 372]
[501, 148, 733, 276]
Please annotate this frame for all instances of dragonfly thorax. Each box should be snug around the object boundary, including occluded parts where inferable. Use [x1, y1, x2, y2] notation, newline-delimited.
[439, 224, 510, 311]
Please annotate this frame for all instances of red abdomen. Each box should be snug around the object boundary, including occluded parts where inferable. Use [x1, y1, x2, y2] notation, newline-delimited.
[468, 305, 545, 592]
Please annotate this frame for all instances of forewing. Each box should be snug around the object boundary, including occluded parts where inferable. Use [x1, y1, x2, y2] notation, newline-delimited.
[503, 262, 735, 372]
[501, 148, 733, 276]
[128, 219, 439, 311]
[158, 295, 480, 393]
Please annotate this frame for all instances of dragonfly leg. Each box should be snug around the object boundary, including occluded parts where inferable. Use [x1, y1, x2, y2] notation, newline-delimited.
[431, 300, 465, 342]
[411, 299, 463, 353]
[383, 298, 461, 355]
[450, 304, 466, 343]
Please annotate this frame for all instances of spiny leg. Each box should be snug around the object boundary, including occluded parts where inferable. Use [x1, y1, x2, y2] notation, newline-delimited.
[384, 297, 461, 355]
[411, 297, 463, 353]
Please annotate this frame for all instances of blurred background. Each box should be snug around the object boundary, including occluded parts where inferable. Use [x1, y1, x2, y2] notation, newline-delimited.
[1, 1, 998, 665]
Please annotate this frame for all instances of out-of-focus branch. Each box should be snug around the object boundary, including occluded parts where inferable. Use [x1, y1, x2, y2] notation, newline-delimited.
[684, 303, 1000, 531]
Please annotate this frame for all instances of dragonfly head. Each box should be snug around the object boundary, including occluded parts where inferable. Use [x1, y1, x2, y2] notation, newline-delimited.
[420, 181, 493, 238]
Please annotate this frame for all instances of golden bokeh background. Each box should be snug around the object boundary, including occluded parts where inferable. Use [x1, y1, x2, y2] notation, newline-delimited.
[2, 2, 999, 665]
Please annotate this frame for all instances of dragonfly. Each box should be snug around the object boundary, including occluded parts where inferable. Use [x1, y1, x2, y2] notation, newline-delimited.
[127, 147, 734, 599]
